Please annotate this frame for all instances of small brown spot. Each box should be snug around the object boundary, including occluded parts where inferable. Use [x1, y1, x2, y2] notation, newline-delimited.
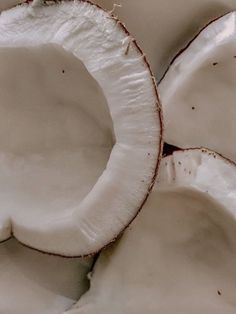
[141, 180, 145, 183]
[217, 290, 222, 296]
[234, 56, 236, 58]
[189, 171, 191, 175]
[147, 153, 151, 156]
[212, 62, 218, 66]
[62, 69, 65, 73]
[178, 161, 181, 165]
[191, 106, 195, 110]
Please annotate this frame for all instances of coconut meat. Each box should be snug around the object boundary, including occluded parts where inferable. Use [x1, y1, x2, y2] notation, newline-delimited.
[0, 43, 113, 239]
[68, 149, 236, 314]
[159, 12, 236, 162]
[0, 238, 92, 314]
[0, 1, 162, 256]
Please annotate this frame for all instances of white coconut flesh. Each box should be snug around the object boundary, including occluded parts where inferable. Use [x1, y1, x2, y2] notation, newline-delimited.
[0, 1, 162, 256]
[159, 12, 236, 162]
[0, 238, 92, 314]
[67, 149, 236, 314]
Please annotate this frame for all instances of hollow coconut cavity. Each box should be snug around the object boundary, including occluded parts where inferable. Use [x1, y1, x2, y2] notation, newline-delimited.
[0, 238, 93, 314]
[159, 12, 236, 162]
[68, 149, 236, 314]
[0, 0, 162, 256]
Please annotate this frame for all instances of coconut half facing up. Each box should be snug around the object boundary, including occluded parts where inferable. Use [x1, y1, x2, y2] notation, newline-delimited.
[159, 12, 236, 162]
[0, 239, 92, 314]
[67, 149, 236, 314]
[0, 0, 162, 256]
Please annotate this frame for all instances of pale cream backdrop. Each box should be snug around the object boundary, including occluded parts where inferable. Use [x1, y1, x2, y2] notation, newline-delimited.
[95, 0, 236, 81]
[0, 0, 24, 10]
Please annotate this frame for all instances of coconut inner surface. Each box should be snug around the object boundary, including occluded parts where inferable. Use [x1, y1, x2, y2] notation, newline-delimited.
[75, 187, 236, 313]
[160, 12, 236, 162]
[163, 40, 236, 161]
[0, 238, 92, 314]
[0, 43, 113, 226]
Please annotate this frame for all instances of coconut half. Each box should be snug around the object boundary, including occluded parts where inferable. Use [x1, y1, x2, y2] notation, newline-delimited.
[67, 149, 236, 314]
[160, 12, 236, 162]
[0, 238, 92, 314]
[0, 0, 162, 256]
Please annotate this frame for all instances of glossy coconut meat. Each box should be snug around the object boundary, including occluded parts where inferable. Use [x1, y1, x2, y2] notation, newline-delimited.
[0, 1, 162, 256]
[0, 238, 93, 314]
[160, 12, 236, 162]
[67, 149, 236, 314]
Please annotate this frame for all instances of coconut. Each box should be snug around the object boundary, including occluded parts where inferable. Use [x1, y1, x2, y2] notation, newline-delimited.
[160, 12, 236, 161]
[67, 149, 236, 314]
[95, 0, 236, 80]
[0, 0, 162, 256]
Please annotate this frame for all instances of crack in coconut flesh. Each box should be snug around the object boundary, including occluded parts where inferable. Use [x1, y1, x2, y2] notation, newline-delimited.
[66, 149, 236, 314]
[159, 12, 236, 162]
[0, 238, 92, 314]
[0, 1, 162, 256]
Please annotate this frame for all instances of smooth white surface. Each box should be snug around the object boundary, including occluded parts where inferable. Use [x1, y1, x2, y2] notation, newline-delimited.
[160, 12, 236, 162]
[0, 238, 92, 314]
[68, 149, 236, 314]
[95, 0, 236, 81]
[0, 1, 161, 256]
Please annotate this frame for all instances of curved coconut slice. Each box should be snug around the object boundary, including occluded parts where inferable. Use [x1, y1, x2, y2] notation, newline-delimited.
[67, 149, 236, 314]
[0, 238, 92, 314]
[0, 1, 162, 256]
[160, 12, 236, 162]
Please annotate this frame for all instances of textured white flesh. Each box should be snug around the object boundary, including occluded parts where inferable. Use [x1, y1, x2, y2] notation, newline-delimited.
[0, 1, 161, 256]
[0, 238, 92, 314]
[67, 149, 236, 314]
[95, 0, 236, 81]
[160, 12, 236, 161]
